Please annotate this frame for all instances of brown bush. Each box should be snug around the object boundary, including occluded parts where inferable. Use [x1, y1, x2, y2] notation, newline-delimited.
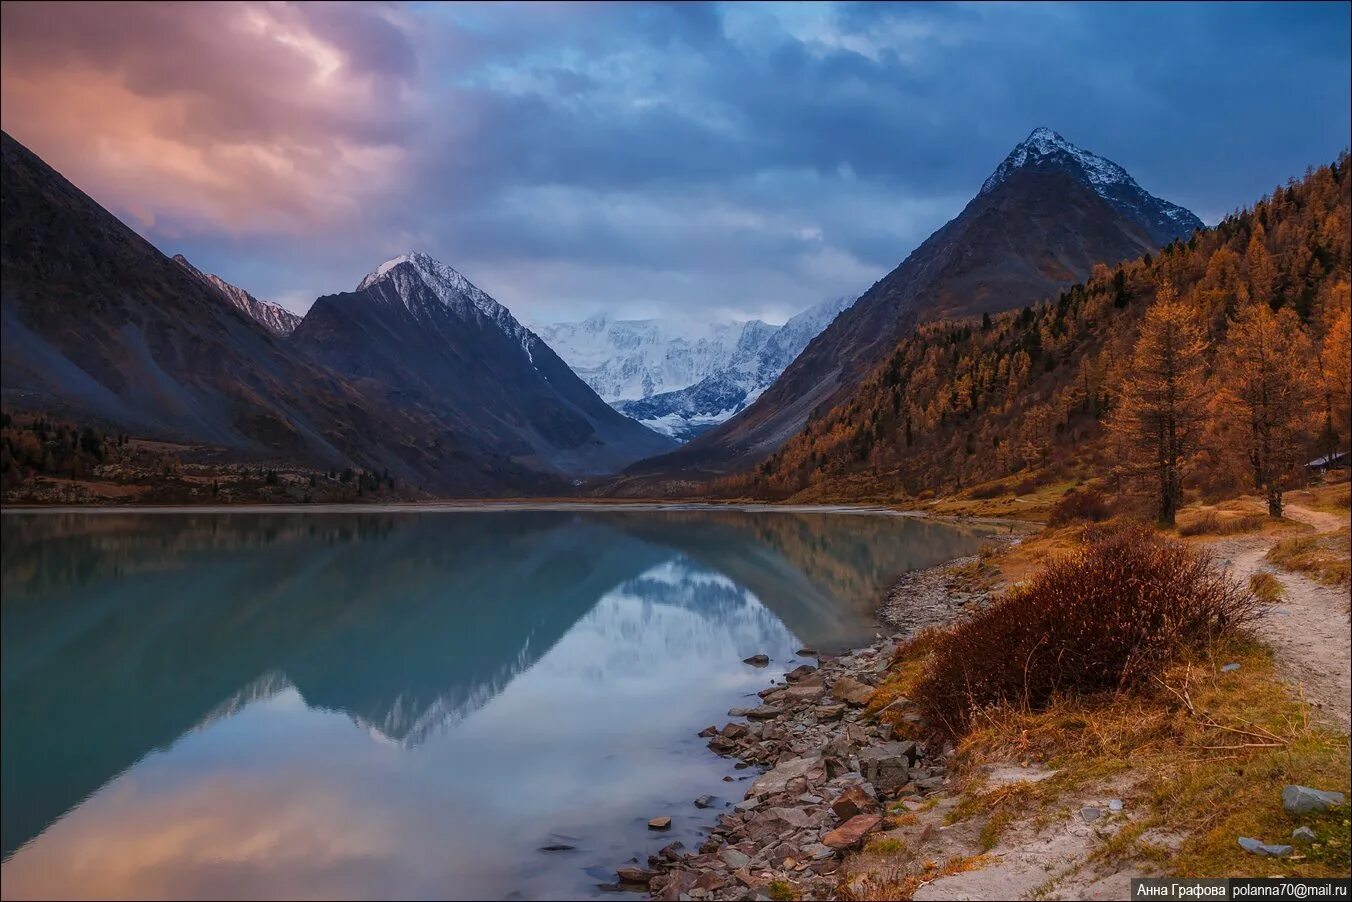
[1047, 486, 1111, 526]
[914, 528, 1259, 737]
[968, 480, 1009, 500]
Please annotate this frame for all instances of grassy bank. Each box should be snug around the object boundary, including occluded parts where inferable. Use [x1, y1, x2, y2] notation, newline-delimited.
[843, 525, 1351, 899]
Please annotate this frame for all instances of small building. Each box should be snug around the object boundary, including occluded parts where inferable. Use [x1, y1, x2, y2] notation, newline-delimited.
[1306, 450, 1350, 473]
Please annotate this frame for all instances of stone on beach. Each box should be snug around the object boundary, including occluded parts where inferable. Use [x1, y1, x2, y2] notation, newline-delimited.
[822, 814, 882, 849]
[648, 816, 672, 830]
[617, 865, 657, 883]
[858, 741, 916, 793]
[830, 676, 875, 707]
[743, 654, 770, 667]
[830, 785, 878, 820]
[748, 755, 821, 798]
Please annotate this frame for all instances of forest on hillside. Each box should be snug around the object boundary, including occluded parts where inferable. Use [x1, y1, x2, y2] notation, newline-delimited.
[719, 154, 1352, 514]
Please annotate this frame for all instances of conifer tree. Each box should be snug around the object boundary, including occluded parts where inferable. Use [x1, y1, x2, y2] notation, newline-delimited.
[1109, 283, 1210, 525]
[1214, 301, 1315, 516]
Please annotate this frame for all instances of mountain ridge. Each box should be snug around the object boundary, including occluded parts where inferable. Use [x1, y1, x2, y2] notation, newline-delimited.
[618, 127, 1204, 484]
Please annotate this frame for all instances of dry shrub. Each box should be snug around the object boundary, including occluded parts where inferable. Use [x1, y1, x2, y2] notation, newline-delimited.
[1177, 509, 1220, 536]
[914, 528, 1259, 737]
[1047, 486, 1111, 526]
[1177, 509, 1267, 536]
[967, 480, 1009, 500]
[1248, 572, 1285, 603]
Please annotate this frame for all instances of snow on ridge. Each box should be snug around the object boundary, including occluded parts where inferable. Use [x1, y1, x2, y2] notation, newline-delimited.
[358, 251, 539, 360]
[980, 126, 1135, 196]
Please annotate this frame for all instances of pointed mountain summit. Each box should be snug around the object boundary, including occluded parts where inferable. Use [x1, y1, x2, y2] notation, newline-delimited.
[625, 128, 1204, 481]
[981, 127, 1203, 244]
[173, 254, 302, 337]
[0, 130, 516, 492]
[290, 252, 676, 476]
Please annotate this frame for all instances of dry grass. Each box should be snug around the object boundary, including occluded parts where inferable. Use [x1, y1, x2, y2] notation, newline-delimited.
[913, 528, 1260, 737]
[1248, 571, 1285, 603]
[1266, 531, 1351, 587]
[1177, 508, 1269, 537]
[838, 853, 989, 901]
[955, 636, 1350, 877]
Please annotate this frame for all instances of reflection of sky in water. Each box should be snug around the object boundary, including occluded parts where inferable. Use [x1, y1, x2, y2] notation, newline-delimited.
[1, 510, 997, 900]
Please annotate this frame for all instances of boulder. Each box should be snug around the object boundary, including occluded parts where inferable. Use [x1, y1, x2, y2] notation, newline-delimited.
[1292, 826, 1317, 845]
[831, 677, 875, 707]
[1237, 836, 1292, 857]
[720, 848, 751, 869]
[617, 865, 657, 883]
[786, 682, 827, 703]
[694, 795, 716, 809]
[859, 742, 917, 792]
[763, 806, 814, 828]
[1282, 785, 1346, 815]
[746, 705, 784, 720]
[697, 725, 718, 738]
[821, 814, 882, 850]
[830, 785, 878, 820]
[722, 722, 750, 739]
[648, 816, 672, 830]
[743, 654, 771, 667]
[748, 755, 821, 798]
[785, 664, 818, 683]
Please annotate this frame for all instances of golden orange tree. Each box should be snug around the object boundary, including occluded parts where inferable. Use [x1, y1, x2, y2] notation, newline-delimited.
[1109, 283, 1210, 525]
[1213, 301, 1316, 517]
[1315, 281, 1352, 468]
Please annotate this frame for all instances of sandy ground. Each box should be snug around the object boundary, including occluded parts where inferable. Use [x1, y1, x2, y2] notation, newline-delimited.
[1209, 503, 1351, 734]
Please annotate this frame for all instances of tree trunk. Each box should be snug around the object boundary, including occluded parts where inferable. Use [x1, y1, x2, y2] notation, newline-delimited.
[1268, 487, 1283, 518]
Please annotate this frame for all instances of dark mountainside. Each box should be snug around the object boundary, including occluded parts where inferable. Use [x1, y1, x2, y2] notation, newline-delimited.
[619, 129, 1203, 487]
[173, 254, 302, 337]
[291, 253, 675, 476]
[0, 132, 669, 495]
[719, 155, 1349, 504]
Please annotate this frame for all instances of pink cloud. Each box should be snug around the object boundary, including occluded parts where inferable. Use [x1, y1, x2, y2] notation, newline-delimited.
[0, 1, 416, 235]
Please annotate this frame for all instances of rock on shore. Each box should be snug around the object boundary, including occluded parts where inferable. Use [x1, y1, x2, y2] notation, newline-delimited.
[631, 640, 955, 901]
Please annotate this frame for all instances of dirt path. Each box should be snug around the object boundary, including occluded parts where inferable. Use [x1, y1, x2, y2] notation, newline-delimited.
[1208, 504, 1350, 734]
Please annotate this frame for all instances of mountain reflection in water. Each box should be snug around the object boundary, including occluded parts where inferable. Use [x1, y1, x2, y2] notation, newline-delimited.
[1, 508, 997, 900]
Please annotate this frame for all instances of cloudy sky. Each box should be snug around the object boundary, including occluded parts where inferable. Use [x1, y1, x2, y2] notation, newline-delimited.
[1, 2, 1348, 324]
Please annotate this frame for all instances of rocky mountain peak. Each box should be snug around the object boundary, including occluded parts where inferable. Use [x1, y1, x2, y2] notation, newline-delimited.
[981, 127, 1204, 244]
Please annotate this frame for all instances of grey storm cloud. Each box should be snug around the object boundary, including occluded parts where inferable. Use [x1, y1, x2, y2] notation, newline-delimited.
[1, 1, 1347, 323]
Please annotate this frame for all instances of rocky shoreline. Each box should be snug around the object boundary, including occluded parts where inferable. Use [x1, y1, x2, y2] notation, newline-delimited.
[616, 550, 1007, 901]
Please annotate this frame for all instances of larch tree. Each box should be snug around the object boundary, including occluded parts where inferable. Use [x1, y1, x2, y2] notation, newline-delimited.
[1109, 282, 1210, 526]
[1316, 281, 1352, 467]
[1215, 300, 1316, 517]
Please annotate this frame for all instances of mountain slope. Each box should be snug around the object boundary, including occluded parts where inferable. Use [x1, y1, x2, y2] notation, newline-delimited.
[718, 155, 1349, 503]
[289, 252, 676, 475]
[614, 295, 855, 440]
[0, 130, 559, 495]
[173, 254, 302, 336]
[624, 128, 1204, 481]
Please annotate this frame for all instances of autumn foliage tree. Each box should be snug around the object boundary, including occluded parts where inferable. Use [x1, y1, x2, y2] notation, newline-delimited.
[1315, 281, 1352, 467]
[1212, 301, 1316, 516]
[1109, 283, 1210, 526]
[717, 154, 1349, 507]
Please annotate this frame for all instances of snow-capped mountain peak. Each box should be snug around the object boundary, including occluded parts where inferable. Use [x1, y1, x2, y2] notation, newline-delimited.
[357, 251, 538, 359]
[980, 127, 1203, 243]
[543, 294, 856, 442]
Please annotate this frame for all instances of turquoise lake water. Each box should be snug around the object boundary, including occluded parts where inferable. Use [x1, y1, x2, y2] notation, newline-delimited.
[0, 506, 997, 900]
